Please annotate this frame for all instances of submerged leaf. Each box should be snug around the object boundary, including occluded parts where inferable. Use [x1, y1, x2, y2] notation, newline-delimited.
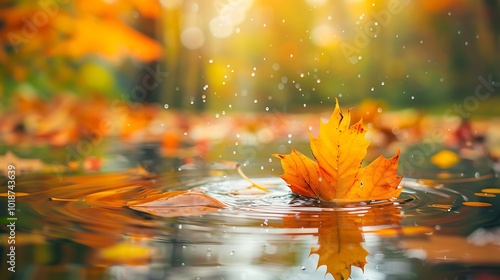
[275, 99, 403, 201]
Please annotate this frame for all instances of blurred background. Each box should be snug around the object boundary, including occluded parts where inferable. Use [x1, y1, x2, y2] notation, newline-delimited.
[1, 0, 499, 173]
[2, 3, 500, 280]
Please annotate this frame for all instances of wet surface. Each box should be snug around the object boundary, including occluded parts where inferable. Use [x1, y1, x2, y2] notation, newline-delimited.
[1, 161, 500, 279]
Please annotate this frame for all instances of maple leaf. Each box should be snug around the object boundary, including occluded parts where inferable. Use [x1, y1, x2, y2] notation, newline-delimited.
[274, 99, 403, 201]
[282, 205, 402, 280]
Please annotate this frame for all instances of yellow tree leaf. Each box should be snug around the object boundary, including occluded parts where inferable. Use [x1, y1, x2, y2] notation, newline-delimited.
[275, 99, 403, 201]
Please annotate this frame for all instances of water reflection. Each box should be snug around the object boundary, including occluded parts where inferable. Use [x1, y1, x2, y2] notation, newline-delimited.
[1, 171, 500, 279]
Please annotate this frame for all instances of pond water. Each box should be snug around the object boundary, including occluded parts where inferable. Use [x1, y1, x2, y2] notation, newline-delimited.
[1, 143, 500, 280]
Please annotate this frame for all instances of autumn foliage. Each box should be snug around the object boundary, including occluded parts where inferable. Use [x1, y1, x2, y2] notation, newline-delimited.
[275, 99, 403, 201]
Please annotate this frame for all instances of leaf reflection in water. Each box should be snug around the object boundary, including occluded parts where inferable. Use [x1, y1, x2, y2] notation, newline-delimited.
[281, 202, 402, 280]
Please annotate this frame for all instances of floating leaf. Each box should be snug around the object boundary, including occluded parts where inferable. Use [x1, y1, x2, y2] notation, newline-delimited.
[127, 190, 226, 217]
[274, 99, 403, 201]
[431, 150, 459, 169]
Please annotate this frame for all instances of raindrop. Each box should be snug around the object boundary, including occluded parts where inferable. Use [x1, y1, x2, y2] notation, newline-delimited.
[164, 104, 169, 109]
[381, 81, 385, 86]
[268, 158, 273, 162]
[316, 79, 321, 83]
[377, 107, 382, 113]
[440, 77, 444, 82]
[370, 87, 374, 92]
[203, 85, 208, 90]
[178, 224, 183, 229]
[265, 106, 269, 111]
[411, 96, 415, 100]
[301, 266, 306, 271]
[209, 59, 214, 63]
[230, 251, 235, 256]
[464, 41, 469, 46]
[288, 134, 292, 138]
[448, 11, 452, 16]
[254, 99, 258, 104]
[303, 104, 307, 108]
[281, 76, 288, 83]
[474, 172, 480, 178]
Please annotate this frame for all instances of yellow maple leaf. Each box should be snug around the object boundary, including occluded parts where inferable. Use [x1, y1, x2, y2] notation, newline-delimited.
[274, 99, 403, 201]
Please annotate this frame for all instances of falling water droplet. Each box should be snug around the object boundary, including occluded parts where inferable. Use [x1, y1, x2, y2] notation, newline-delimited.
[370, 87, 374, 92]
[164, 104, 169, 109]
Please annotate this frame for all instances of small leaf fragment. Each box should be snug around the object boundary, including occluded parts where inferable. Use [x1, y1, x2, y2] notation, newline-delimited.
[275, 99, 403, 201]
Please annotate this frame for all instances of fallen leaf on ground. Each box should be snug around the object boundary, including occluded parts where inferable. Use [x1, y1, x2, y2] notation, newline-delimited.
[274, 99, 403, 201]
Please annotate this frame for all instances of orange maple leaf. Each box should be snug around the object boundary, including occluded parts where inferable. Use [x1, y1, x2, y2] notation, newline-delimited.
[274, 99, 403, 201]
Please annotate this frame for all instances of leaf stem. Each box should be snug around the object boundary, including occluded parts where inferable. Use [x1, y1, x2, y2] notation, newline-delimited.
[236, 164, 270, 192]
